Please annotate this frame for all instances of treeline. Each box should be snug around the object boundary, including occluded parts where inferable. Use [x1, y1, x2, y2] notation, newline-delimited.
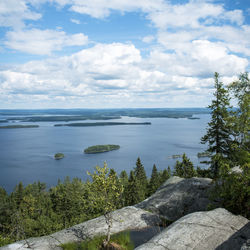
[0, 155, 206, 246]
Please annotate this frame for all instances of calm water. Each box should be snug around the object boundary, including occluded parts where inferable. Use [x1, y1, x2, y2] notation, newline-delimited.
[0, 115, 210, 193]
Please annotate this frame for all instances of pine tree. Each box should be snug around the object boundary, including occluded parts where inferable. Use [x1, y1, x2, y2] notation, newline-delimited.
[147, 164, 160, 196]
[201, 72, 232, 177]
[134, 157, 148, 201]
[173, 154, 196, 178]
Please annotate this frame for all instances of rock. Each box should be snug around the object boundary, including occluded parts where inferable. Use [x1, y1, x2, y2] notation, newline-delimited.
[241, 239, 250, 250]
[231, 166, 243, 174]
[0, 206, 161, 250]
[136, 176, 213, 221]
[135, 208, 250, 250]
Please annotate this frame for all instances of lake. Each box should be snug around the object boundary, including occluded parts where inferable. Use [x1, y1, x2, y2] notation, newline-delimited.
[0, 114, 210, 193]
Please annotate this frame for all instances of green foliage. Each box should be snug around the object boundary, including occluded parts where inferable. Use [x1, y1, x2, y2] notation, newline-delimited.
[201, 72, 232, 177]
[134, 158, 148, 201]
[173, 154, 196, 178]
[196, 167, 212, 178]
[210, 163, 250, 219]
[54, 153, 64, 160]
[0, 235, 12, 247]
[228, 72, 250, 165]
[124, 171, 141, 206]
[147, 164, 160, 196]
[84, 145, 120, 154]
[159, 167, 171, 185]
[61, 231, 134, 250]
[87, 163, 123, 244]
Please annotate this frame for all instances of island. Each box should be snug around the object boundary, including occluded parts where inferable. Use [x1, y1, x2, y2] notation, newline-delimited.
[54, 153, 64, 160]
[84, 145, 120, 154]
[0, 125, 39, 129]
[197, 152, 212, 158]
[54, 122, 151, 127]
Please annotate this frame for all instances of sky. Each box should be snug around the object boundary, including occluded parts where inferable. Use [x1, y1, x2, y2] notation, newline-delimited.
[0, 0, 249, 109]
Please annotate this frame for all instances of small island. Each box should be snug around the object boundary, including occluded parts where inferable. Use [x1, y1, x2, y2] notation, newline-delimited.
[197, 152, 212, 158]
[84, 144, 120, 154]
[54, 153, 64, 160]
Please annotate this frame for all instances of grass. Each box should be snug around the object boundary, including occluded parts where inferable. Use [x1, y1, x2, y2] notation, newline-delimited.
[61, 231, 134, 250]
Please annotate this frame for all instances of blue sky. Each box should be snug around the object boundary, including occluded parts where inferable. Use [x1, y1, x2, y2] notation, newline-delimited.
[0, 0, 249, 108]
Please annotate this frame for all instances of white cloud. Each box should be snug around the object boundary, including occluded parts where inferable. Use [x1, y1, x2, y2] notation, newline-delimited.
[5, 29, 88, 55]
[142, 35, 155, 43]
[70, 18, 80, 24]
[53, 0, 165, 18]
[0, 0, 41, 28]
[1, 40, 247, 108]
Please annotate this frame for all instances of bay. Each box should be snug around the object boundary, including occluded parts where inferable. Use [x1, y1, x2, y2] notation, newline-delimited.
[0, 114, 210, 193]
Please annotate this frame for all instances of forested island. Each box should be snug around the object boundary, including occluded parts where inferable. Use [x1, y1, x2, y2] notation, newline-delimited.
[54, 122, 151, 127]
[0, 125, 39, 129]
[84, 145, 120, 154]
[54, 153, 64, 160]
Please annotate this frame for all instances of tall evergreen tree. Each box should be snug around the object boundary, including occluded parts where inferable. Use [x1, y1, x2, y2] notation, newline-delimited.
[134, 157, 148, 201]
[147, 164, 160, 196]
[119, 170, 129, 207]
[124, 171, 141, 206]
[159, 167, 171, 186]
[228, 72, 250, 165]
[201, 72, 232, 177]
[173, 154, 196, 178]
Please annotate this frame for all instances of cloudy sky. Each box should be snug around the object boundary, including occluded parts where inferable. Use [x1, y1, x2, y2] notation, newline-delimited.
[0, 0, 249, 108]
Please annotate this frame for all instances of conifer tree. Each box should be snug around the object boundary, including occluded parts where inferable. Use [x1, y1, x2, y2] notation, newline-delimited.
[173, 154, 196, 178]
[124, 171, 140, 206]
[119, 170, 129, 207]
[201, 72, 231, 177]
[134, 157, 148, 201]
[159, 167, 171, 185]
[228, 72, 250, 165]
[147, 164, 160, 196]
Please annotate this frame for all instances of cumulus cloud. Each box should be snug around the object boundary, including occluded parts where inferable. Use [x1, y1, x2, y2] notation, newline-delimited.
[0, 0, 41, 28]
[5, 29, 88, 55]
[1, 40, 247, 108]
[0, 0, 249, 108]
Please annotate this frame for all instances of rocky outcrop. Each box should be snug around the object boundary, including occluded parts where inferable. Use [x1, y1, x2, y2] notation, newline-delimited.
[0, 207, 161, 250]
[135, 208, 250, 250]
[136, 176, 213, 221]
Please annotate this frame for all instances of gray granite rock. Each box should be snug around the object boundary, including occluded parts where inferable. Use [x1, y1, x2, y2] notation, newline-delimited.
[136, 176, 213, 221]
[0, 206, 161, 250]
[135, 208, 250, 250]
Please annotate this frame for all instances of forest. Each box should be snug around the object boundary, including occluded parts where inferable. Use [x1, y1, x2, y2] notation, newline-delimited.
[0, 72, 249, 246]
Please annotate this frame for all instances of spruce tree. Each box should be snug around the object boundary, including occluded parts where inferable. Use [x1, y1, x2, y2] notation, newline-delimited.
[159, 167, 171, 185]
[228, 72, 250, 165]
[134, 157, 148, 201]
[147, 164, 160, 196]
[201, 72, 231, 177]
[173, 154, 196, 178]
[124, 171, 141, 206]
